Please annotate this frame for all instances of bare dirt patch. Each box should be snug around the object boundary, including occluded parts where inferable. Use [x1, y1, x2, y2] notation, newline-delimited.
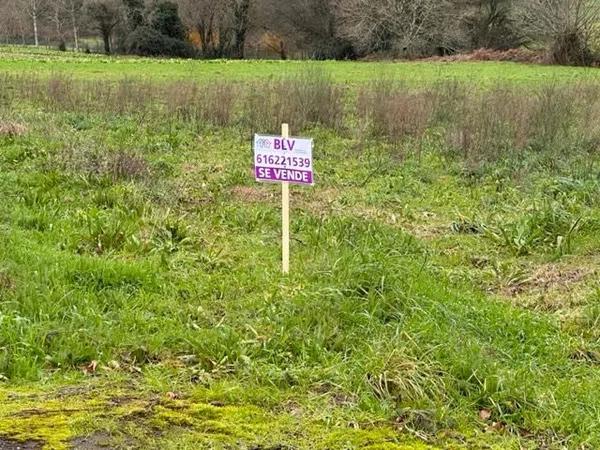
[0, 438, 43, 450]
[498, 262, 598, 313]
[70, 432, 111, 450]
[54, 385, 94, 399]
[569, 348, 600, 365]
[405, 222, 447, 240]
[231, 185, 277, 203]
[0, 270, 15, 292]
[70, 431, 140, 450]
[503, 264, 595, 297]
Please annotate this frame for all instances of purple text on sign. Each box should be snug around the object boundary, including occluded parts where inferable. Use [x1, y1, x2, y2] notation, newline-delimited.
[273, 139, 296, 151]
[255, 167, 313, 185]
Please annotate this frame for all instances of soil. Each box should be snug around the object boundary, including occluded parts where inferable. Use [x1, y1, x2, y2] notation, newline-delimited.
[0, 438, 44, 450]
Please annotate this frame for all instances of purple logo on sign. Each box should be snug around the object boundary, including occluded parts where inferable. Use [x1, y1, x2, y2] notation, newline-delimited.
[256, 138, 271, 149]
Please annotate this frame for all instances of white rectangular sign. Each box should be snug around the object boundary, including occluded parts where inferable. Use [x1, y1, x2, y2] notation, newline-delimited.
[253, 134, 314, 186]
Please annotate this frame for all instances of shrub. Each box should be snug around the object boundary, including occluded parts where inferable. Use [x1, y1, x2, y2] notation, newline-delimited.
[149, 0, 186, 40]
[126, 26, 194, 58]
[0, 121, 28, 138]
[550, 30, 596, 66]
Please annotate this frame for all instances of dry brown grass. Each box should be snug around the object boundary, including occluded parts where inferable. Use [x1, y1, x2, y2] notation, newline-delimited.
[106, 151, 151, 181]
[230, 185, 276, 203]
[2, 73, 600, 167]
[56, 143, 151, 182]
[242, 71, 345, 134]
[445, 83, 600, 164]
[447, 87, 529, 163]
[0, 121, 28, 138]
[424, 48, 545, 64]
[164, 81, 238, 127]
[357, 80, 433, 145]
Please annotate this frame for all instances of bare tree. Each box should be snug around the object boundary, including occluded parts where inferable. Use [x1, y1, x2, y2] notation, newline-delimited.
[0, 0, 30, 44]
[177, 0, 252, 58]
[85, 0, 122, 53]
[22, 0, 48, 46]
[178, 0, 226, 56]
[520, 0, 600, 65]
[48, 0, 67, 45]
[48, 0, 82, 49]
[231, 0, 250, 58]
[64, 0, 84, 50]
[264, 0, 353, 59]
[334, 0, 449, 56]
[459, 0, 524, 50]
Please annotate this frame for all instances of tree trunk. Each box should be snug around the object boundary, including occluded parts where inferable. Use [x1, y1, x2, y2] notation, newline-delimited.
[54, 9, 61, 40]
[233, 0, 250, 59]
[279, 40, 287, 60]
[198, 16, 214, 57]
[32, 10, 39, 46]
[102, 32, 110, 54]
[71, 9, 79, 51]
[234, 33, 245, 59]
[73, 25, 79, 51]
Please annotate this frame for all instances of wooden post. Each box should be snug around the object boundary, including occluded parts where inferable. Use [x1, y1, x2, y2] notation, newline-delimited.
[281, 123, 290, 274]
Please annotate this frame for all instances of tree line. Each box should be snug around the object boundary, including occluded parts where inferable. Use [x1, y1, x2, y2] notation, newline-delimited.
[0, 0, 599, 65]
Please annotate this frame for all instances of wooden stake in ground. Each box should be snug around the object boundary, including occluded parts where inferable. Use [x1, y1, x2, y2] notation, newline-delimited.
[281, 123, 290, 274]
[253, 125, 313, 274]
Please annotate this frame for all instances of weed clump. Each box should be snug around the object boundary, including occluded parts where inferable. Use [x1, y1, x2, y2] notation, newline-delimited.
[357, 79, 433, 145]
[242, 70, 345, 134]
[487, 205, 583, 256]
[59, 146, 151, 182]
[0, 121, 27, 138]
[106, 151, 151, 181]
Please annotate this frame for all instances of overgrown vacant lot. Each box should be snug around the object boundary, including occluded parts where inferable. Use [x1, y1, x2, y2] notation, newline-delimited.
[1, 49, 600, 449]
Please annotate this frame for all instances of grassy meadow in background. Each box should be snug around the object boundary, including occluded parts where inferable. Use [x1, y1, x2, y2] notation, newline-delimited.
[1, 45, 600, 85]
[0, 46, 600, 449]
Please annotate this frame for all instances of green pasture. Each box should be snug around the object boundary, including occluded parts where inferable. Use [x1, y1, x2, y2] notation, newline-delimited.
[0, 47, 600, 449]
[0, 44, 599, 85]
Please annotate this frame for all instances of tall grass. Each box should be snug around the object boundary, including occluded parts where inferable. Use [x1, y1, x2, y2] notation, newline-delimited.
[2, 71, 598, 168]
[357, 79, 434, 145]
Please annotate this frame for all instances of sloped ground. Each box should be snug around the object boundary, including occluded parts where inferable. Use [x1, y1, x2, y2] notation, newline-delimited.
[1, 59, 600, 448]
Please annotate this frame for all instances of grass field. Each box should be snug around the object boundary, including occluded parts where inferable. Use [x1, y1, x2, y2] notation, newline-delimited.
[1, 46, 600, 449]
[1, 45, 599, 85]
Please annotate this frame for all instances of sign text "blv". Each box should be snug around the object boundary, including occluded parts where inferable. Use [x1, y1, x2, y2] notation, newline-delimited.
[273, 139, 296, 151]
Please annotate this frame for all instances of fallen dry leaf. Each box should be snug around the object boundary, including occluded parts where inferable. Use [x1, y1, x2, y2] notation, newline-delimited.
[81, 360, 98, 375]
[490, 421, 505, 431]
[479, 409, 492, 421]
